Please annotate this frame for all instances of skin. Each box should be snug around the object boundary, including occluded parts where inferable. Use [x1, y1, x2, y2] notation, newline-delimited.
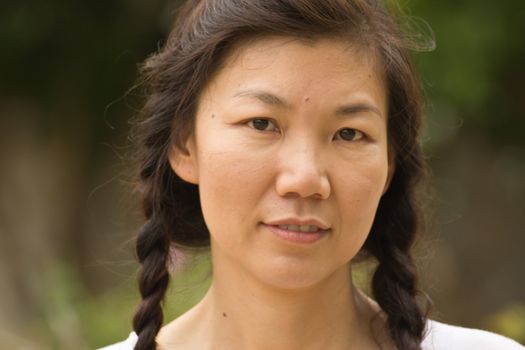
[161, 37, 395, 350]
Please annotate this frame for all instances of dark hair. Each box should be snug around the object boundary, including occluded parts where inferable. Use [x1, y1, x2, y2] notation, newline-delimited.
[131, 0, 431, 349]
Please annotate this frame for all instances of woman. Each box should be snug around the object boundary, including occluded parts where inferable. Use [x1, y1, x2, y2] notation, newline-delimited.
[102, 0, 524, 349]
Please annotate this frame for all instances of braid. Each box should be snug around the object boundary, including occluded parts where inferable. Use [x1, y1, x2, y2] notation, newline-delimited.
[132, 215, 170, 350]
[131, 146, 176, 349]
[365, 166, 429, 350]
[130, 83, 208, 349]
[360, 18, 431, 347]
[373, 257, 426, 350]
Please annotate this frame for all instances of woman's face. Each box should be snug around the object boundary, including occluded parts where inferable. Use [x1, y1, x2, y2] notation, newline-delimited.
[169, 37, 391, 289]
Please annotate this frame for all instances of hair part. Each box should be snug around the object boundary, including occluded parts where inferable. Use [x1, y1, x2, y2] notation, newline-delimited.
[131, 1, 432, 349]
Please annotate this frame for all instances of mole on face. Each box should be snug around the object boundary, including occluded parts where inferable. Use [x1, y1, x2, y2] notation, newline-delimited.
[222, 312, 227, 317]
[304, 96, 310, 102]
[211, 114, 215, 118]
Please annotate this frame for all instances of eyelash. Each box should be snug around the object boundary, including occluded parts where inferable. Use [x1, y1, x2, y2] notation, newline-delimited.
[245, 118, 365, 142]
[246, 118, 280, 133]
[334, 128, 365, 142]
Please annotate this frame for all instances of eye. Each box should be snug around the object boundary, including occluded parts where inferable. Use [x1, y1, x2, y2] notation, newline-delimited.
[334, 128, 364, 141]
[247, 118, 279, 132]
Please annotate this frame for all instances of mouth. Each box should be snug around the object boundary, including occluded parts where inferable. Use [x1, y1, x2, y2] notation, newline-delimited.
[276, 224, 322, 233]
[261, 223, 330, 244]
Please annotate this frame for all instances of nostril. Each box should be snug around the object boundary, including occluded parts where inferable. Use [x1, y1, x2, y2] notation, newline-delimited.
[274, 170, 331, 199]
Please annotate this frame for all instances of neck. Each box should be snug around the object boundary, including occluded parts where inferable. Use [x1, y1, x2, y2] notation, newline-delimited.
[191, 256, 377, 350]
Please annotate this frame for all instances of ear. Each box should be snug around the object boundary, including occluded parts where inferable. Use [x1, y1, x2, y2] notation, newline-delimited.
[167, 136, 199, 185]
[382, 153, 395, 195]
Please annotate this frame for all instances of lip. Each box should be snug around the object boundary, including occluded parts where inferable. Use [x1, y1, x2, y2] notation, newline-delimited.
[262, 217, 331, 244]
[264, 217, 330, 230]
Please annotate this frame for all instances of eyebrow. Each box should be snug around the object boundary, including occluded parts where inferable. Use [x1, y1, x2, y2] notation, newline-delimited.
[233, 89, 383, 118]
[335, 103, 383, 119]
[233, 89, 290, 109]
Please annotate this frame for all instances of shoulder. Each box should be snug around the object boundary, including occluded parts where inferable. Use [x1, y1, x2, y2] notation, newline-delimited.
[422, 319, 524, 350]
[97, 332, 137, 350]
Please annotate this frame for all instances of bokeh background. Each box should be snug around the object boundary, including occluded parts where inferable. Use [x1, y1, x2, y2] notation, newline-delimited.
[1, 0, 524, 348]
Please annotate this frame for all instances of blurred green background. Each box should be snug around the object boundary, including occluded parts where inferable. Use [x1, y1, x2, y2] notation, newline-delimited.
[1, 0, 524, 348]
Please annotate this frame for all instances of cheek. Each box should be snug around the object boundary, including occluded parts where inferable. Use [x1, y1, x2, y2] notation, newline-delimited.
[196, 146, 273, 242]
[342, 164, 387, 210]
[333, 157, 389, 249]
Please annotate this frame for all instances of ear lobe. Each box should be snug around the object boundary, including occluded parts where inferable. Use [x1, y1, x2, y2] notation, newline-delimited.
[167, 138, 198, 185]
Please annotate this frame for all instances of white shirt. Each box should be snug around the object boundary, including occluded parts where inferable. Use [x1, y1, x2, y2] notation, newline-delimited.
[99, 319, 525, 349]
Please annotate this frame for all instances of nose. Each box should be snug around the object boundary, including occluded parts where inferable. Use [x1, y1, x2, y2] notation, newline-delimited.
[274, 141, 331, 200]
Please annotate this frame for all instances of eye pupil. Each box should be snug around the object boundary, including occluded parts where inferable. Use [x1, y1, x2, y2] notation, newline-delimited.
[339, 128, 356, 141]
[252, 119, 269, 130]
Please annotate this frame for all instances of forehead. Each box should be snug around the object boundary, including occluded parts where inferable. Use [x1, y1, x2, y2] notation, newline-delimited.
[225, 36, 381, 76]
[200, 36, 386, 115]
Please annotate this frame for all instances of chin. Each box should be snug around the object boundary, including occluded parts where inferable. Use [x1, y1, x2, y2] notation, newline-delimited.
[251, 257, 342, 291]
